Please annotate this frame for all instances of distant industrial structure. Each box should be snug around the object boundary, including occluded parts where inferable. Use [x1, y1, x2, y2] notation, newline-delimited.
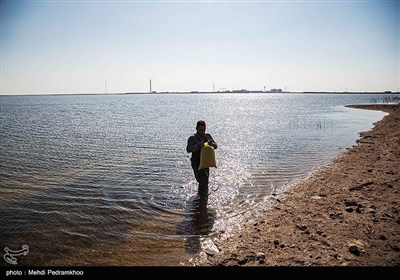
[149, 79, 156, 93]
[130, 81, 290, 94]
[215, 88, 286, 93]
[123, 81, 398, 94]
[209, 83, 288, 93]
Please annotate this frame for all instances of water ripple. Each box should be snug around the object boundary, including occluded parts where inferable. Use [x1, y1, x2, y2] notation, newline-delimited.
[0, 93, 389, 265]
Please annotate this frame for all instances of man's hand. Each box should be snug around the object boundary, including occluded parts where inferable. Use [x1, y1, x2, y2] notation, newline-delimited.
[208, 139, 216, 148]
[198, 141, 205, 148]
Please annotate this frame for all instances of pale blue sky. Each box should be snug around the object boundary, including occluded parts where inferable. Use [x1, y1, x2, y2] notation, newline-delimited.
[1, 0, 399, 94]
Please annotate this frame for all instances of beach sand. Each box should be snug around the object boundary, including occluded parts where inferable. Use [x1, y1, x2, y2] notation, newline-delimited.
[197, 103, 400, 266]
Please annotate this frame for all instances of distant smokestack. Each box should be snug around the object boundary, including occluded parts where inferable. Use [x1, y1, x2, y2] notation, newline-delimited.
[150, 79, 152, 93]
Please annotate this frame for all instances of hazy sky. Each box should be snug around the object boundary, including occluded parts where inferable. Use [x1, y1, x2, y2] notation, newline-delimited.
[1, 0, 399, 94]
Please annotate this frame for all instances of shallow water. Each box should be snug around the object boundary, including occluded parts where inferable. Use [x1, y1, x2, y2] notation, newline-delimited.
[0, 93, 389, 265]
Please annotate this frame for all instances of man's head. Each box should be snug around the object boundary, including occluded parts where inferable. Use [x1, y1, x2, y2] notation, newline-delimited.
[196, 120, 206, 136]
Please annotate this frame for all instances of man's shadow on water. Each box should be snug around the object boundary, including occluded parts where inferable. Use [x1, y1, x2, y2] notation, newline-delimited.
[176, 195, 216, 253]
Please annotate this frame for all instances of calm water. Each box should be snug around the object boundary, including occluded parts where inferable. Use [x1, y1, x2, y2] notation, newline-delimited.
[0, 93, 389, 265]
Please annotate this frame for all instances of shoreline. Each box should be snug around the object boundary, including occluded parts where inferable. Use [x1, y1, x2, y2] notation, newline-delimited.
[197, 103, 400, 266]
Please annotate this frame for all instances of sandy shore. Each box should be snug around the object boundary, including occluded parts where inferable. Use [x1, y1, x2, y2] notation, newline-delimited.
[198, 103, 400, 266]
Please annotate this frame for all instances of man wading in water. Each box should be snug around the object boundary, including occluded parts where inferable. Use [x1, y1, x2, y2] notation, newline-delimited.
[186, 120, 218, 200]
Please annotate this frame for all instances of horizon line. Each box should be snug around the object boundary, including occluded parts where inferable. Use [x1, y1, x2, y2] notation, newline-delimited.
[1, 90, 399, 97]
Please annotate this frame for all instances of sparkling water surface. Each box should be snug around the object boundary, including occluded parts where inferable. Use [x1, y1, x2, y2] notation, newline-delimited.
[0, 93, 389, 265]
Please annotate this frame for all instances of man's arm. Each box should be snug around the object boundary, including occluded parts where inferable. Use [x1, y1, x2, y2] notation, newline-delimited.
[186, 135, 200, 153]
[206, 134, 217, 149]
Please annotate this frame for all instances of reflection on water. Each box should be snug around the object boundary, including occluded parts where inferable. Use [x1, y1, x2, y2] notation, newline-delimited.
[176, 195, 216, 253]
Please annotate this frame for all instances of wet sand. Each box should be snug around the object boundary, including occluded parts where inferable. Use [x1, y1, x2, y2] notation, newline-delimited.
[197, 103, 400, 266]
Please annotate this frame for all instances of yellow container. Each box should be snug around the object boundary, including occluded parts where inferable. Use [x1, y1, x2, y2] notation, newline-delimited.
[199, 142, 217, 170]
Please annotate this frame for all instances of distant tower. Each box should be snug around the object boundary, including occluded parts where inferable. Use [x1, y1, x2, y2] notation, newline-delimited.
[105, 80, 108, 94]
[150, 79, 152, 93]
[213, 82, 215, 92]
[264, 86, 266, 92]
